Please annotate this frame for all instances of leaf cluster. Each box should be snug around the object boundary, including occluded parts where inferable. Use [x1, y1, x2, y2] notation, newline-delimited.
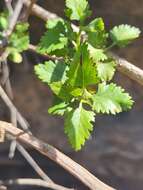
[35, 0, 140, 150]
[0, 13, 29, 63]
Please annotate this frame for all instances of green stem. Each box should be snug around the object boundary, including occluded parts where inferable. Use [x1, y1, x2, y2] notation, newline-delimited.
[76, 28, 82, 50]
[104, 42, 116, 52]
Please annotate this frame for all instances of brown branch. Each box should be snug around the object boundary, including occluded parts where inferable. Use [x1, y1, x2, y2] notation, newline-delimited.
[23, 0, 60, 20]
[24, 0, 143, 86]
[23, 0, 78, 32]
[110, 53, 143, 86]
[0, 120, 116, 190]
[23, 0, 38, 21]
[0, 84, 73, 190]
[0, 84, 54, 183]
[5, 0, 24, 37]
[1, 60, 13, 100]
[0, 178, 74, 190]
[0, 85, 30, 132]
[16, 143, 53, 183]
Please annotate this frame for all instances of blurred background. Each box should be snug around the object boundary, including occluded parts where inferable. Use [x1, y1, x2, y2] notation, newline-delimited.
[0, 0, 143, 189]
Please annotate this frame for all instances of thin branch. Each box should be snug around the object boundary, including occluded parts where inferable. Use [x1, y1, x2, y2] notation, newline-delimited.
[23, 0, 60, 20]
[24, 0, 143, 86]
[0, 178, 74, 190]
[5, 0, 24, 37]
[4, 0, 13, 16]
[0, 84, 53, 181]
[1, 60, 13, 99]
[0, 121, 116, 190]
[23, 0, 37, 21]
[16, 143, 53, 183]
[23, 0, 78, 32]
[0, 85, 30, 131]
[0, 85, 72, 189]
[110, 53, 143, 86]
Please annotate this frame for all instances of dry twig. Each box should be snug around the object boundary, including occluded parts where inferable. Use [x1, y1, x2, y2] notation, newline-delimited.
[0, 85, 73, 190]
[0, 178, 74, 190]
[16, 143, 53, 183]
[0, 120, 116, 190]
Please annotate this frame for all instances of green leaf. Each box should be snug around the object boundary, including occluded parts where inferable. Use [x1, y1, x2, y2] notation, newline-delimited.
[92, 83, 133, 114]
[15, 23, 29, 33]
[87, 31, 108, 48]
[88, 44, 107, 62]
[46, 18, 64, 29]
[64, 103, 95, 150]
[34, 61, 68, 84]
[50, 81, 83, 101]
[48, 102, 68, 116]
[50, 82, 73, 101]
[70, 88, 83, 97]
[9, 22, 29, 52]
[110, 24, 141, 47]
[65, 0, 91, 21]
[9, 35, 29, 52]
[37, 20, 68, 56]
[8, 51, 22, 63]
[68, 44, 99, 87]
[84, 18, 104, 32]
[0, 16, 8, 30]
[97, 61, 116, 81]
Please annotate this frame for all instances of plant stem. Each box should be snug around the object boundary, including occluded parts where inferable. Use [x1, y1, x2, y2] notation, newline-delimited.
[104, 42, 116, 52]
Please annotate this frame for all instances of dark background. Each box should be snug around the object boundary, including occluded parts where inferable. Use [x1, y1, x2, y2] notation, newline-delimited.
[0, 0, 143, 189]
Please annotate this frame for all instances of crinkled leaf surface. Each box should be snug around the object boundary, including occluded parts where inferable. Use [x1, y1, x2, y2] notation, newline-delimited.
[65, 0, 91, 21]
[68, 44, 99, 87]
[9, 22, 29, 52]
[87, 31, 108, 48]
[64, 103, 95, 150]
[92, 83, 133, 114]
[34, 61, 68, 84]
[86, 17, 104, 32]
[110, 24, 141, 47]
[88, 44, 107, 63]
[37, 20, 68, 56]
[97, 61, 116, 81]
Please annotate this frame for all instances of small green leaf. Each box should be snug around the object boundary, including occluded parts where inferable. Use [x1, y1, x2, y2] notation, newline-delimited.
[34, 61, 68, 84]
[110, 24, 141, 47]
[64, 103, 95, 150]
[0, 16, 8, 30]
[84, 18, 104, 32]
[92, 83, 133, 114]
[87, 31, 108, 48]
[50, 82, 74, 101]
[70, 88, 83, 97]
[88, 44, 107, 62]
[97, 61, 116, 81]
[9, 22, 29, 52]
[37, 20, 68, 56]
[46, 18, 64, 29]
[15, 23, 29, 33]
[65, 0, 91, 21]
[68, 44, 99, 87]
[9, 35, 29, 52]
[48, 102, 68, 116]
[9, 51, 22, 63]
